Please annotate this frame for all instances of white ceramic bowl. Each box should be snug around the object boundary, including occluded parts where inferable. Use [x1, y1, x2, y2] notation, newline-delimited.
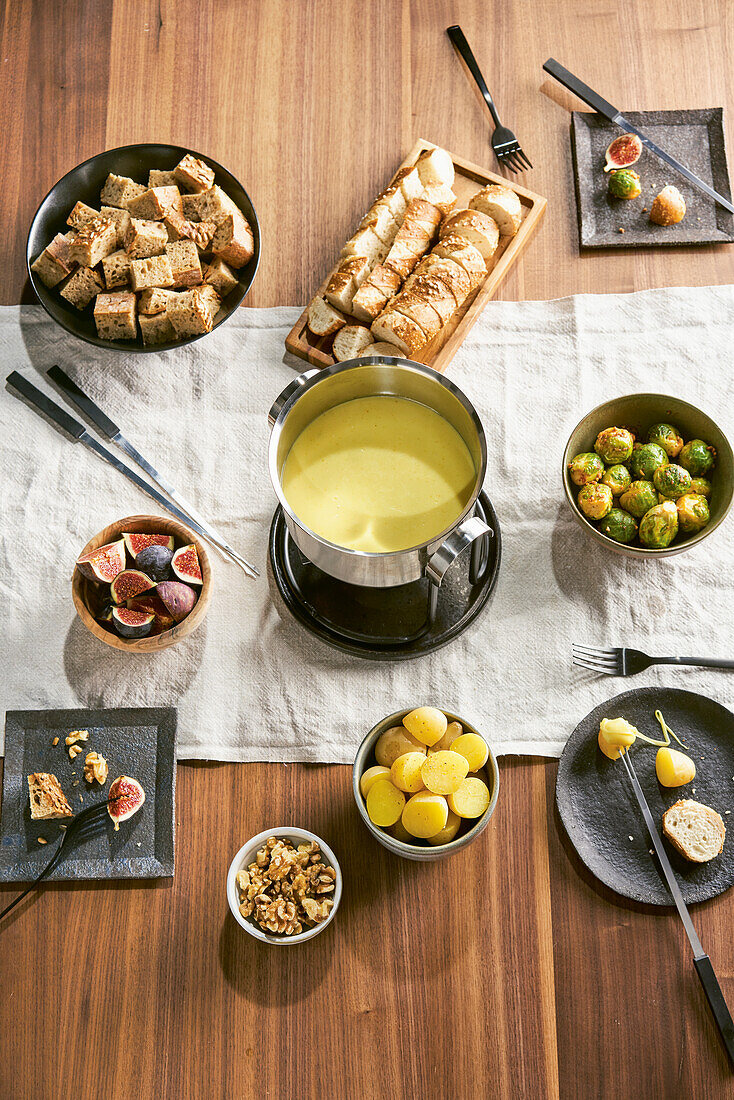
[226, 827, 343, 945]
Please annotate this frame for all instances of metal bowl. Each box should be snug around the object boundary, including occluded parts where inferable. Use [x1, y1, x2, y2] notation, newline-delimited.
[562, 393, 733, 557]
[27, 142, 260, 352]
[352, 709, 499, 861]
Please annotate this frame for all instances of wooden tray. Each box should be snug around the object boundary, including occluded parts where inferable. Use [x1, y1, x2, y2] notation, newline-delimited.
[285, 139, 547, 373]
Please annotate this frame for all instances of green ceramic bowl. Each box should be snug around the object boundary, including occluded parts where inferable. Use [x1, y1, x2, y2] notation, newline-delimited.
[562, 393, 733, 557]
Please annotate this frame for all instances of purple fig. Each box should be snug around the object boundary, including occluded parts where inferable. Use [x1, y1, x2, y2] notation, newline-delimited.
[135, 544, 174, 582]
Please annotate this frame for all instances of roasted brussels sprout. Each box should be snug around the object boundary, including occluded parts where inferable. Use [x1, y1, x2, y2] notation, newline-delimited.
[594, 426, 635, 465]
[599, 508, 638, 544]
[689, 477, 712, 499]
[577, 482, 614, 520]
[676, 493, 710, 535]
[639, 501, 679, 548]
[628, 442, 668, 481]
[647, 422, 684, 458]
[619, 480, 659, 519]
[601, 464, 632, 496]
[679, 439, 716, 477]
[653, 463, 692, 500]
[568, 452, 604, 486]
[607, 169, 641, 200]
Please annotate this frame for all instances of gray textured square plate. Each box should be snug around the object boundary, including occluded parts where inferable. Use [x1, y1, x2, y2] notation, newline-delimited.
[0, 707, 176, 882]
[571, 109, 734, 247]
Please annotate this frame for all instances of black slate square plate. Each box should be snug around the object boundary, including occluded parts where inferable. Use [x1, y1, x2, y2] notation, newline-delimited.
[556, 688, 734, 906]
[571, 109, 734, 248]
[0, 707, 176, 882]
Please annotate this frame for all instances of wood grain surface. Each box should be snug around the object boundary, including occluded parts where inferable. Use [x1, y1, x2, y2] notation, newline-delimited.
[2, 2, 734, 1098]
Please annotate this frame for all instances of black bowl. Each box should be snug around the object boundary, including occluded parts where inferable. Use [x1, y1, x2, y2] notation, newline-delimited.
[26, 143, 260, 353]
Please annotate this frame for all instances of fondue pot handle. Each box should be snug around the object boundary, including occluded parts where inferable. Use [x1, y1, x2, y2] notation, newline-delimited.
[268, 368, 321, 428]
[426, 516, 493, 586]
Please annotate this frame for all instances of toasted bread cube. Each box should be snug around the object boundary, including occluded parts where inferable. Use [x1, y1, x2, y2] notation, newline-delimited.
[148, 169, 177, 188]
[163, 210, 191, 241]
[100, 205, 132, 247]
[130, 254, 174, 291]
[69, 217, 117, 268]
[28, 773, 73, 819]
[31, 233, 77, 287]
[166, 285, 218, 337]
[197, 284, 221, 313]
[203, 256, 238, 297]
[139, 310, 176, 345]
[124, 217, 168, 259]
[66, 201, 99, 230]
[166, 239, 202, 287]
[173, 154, 216, 193]
[101, 249, 132, 290]
[94, 291, 137, 340]
[197, 184, 241, 221]
[59, 265, 104, 309]
[100, 173, 147, 209]
[211, 212, 254, 268]
[127, 185, 183, 221]
[138, 287, 175, 315]
[181, 193, 203, 221]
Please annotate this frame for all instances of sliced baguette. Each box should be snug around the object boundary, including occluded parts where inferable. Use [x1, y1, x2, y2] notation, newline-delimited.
[440, 209, 499, 262]
[370, 309, 427, 357]
[390, 292, 442, 341]
[324, 257, 371, 312]
[384, 239, 431, 281]
[400, 272, 456, 324]
[414, 255, 472, 304]
[391, 165, 423, 203]
[351, 264, 402, 322]
[374, 184, 408, 223]
[366, 341, 403, 356]
[431, 235, 487, 289]
[358, 204, 400, 246]
[662, 800, 726, 863]
[333, 324, 375, 361]
[415, 147, 455, 187]
[402, 198, 442, 233]
[341, 227, 387, 265]
[469, 184, 522, 237]
[307, 297, 347, 337]
[420, 183, 458, 217]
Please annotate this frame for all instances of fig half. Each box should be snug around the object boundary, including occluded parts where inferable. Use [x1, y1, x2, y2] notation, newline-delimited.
[110, 569, 155, 606]
[108, 775, 146, 830]
[76, 538, 126, 583]
[111, 607, 154, 639]
[171, 544, 202, 585]
[123, 532, 175, 558]
[603, 133, 643, 171]
[157, 580, 198, 622]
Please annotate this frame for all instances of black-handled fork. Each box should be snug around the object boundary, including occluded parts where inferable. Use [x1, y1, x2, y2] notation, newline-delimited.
[447, 25, 532, 173]
[573, 645, 734, 677]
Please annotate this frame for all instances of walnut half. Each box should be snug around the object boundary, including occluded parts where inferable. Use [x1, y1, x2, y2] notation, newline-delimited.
[83, 751, 108, 785]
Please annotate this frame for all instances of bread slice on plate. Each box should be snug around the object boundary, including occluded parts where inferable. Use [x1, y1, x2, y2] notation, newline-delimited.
[440, 210, 499, 262]
[662, 799, 726, 863]
[371, 309, 427, 357]
[420, 184, 458, 217]
[469, 184, 522, 237]
[401, 272, 457, 324]
[28, 773, 73, 819]
[390, 293, 442, 342]
[415, 147, 455, 187]
[431, 235, 487, 289]
[307, 297, 347, 336]
[333, 324, 375, 362]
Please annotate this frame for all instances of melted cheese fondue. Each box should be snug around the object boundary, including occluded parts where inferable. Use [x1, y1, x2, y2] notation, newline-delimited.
[281, 395, 476, 553]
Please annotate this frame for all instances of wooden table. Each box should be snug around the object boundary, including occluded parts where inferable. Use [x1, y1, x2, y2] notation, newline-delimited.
[2, 3, 733, 1097]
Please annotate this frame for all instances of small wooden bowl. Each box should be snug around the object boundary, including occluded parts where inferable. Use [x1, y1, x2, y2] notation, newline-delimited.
[72, 514, 211, 652]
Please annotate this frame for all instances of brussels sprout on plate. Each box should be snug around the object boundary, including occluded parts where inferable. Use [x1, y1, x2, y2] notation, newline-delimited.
[619, 480, 659, 519]
[639, 501, 679, 548]
[601, 464, 632, 496]
[577, 482, 614, 520]
[676, 493, 710, 535]
[568, 452, 604, 486]
[679, 438, 716, 477]
[594, 426, 634, 465]
[628, 442, 668, 481]
[653, 463, 692, 500]
[689, 476, 712, 499]
[599, 508, 638, 544]
[647, 422, 684, 458]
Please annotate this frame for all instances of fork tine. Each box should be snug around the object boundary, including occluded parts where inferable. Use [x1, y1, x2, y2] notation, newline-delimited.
[506, 152, 524, 172]
[572, 656, 617, 675]
[517, 149, 533, 170]
[498, 153, 518, 174]
[572, 644, 616, 659]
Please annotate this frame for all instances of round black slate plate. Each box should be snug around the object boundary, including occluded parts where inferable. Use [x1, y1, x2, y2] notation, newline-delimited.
[557, 687, 734, 906]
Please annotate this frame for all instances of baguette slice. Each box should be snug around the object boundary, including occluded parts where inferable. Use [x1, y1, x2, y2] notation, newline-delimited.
[371, 309, 427, 357]
[400, 273, 456, 324]
[402, 198, 442, 233]
[307, 297, 347, 337]
[341, 227, 387, 266]
[415, 256, 472, 304]
[420, 184, 458, 217]
[390, 292, 442, 341]
[332, 324, 375, 362]
[351, 264, 402, 322]
[415, 147, 455, 187]
[440, 209, 499, 262]
[358, 204, 400, 246]
[391, 165, 423, 203]
[324, 257, 371, 312]
[366, 341, 403, 356]
[375, 184, 408, 222]
[662, 799, 726, 863]
[431, 235, 487, 289]
[469, 184, 522, 237]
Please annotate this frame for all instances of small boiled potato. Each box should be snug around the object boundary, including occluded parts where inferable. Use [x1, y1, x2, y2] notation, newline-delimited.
[403, 706, 448, 747]
[375, 726, 427, 767]
[402, 791, 449, 838]
[390, 817, 417, 844]
[656, 746, 696, 787]
[448, 777, 490, 819]
[450, 733, 489, 772]
[360, 765, 391, 798]
[366, 780, 406, 827]
[420, 750, 469, 795]
[390, 751, 427, 794]
[428, 720, 463, 754]
[427, 809, 462, 846]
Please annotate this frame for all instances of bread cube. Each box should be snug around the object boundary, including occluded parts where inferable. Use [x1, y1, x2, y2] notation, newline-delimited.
[165, 285, 219, 337]
[139, 311, 176, 345]
[197, 284, 221, 312]
[181, 193, 203, 221]
[148, 169, 177, 188]
[100, 173, 147, 209]
[197, 185, 240, 221]
[69, 217, 118, 268]
[138, 287, 175, 315]
[60, 266, 104, 309]
[67, 201, 99, 230]
[163, 210, 191, 241]
[101, 249, 132, 289]
[166, 240, 202, 287]
[173, 154, 215, 193]
[203, 257, 238, 297]
[101, 205, 133, 247]
[127, 185, 183, 221]
[130, 254, 174, 291]
[30, 233, 77, 288]
[94, 291, 138, 340]
[211, 212, 254, 268]
[124, 218, 168, 259]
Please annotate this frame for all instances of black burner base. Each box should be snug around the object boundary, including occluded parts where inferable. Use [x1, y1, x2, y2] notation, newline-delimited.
[268, 493, 501, 661]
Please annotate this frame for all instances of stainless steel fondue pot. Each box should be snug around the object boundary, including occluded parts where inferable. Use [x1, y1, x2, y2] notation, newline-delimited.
[267, 356, 493, 589]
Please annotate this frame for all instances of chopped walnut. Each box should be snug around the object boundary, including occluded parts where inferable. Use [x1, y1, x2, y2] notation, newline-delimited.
[65, 730, 89, 746]
[236, 836, 338, 936]
[52, 737, 59, 747]
[83, 751, 108, 785]
[302, 897, 334, 923]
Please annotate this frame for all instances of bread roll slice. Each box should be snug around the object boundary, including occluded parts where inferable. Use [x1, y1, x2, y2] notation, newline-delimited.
[469, 185, 522, 237]
[358, 204, 400, 246]
[351, 263, 402, 322]
[400, 273, 456, 324]
[420, 184, 458, 217]
[391, 165, 423, 203]
[370, 309, 427, 357]
[662, 800, 726, 863]
[440, 210, 499, 262]
[341, 227, 387, 265]
[307, 297, 347, 337]
[366, 341, 403, 356]
[333, 324, 375, 362]
[402, 198, 442, 233]
[390, 292, 442, 341]
[375, 183, 409, 222]
[431, 235, 487, 289]
[415, 256, 472, 304]
[415, 147, 455, 187]
[384, 236, 432, 280]
[323, 256, 372, 312]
